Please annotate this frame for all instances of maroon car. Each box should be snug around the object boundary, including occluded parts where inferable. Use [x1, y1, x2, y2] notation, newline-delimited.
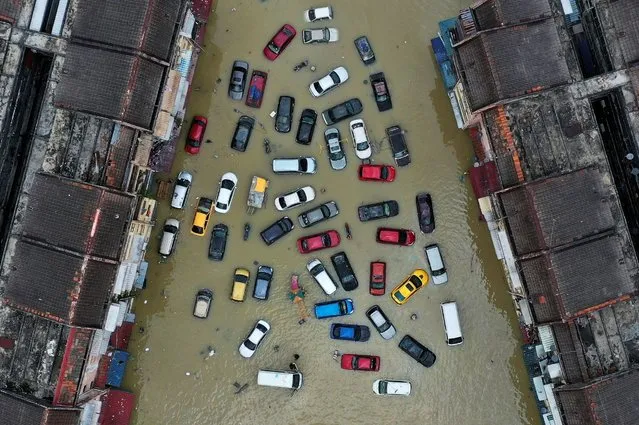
[369, 261, 386, 296]
[246, 70, 268, 108]
[416, 192, 435, 233]
[376, 228, 416, 246]
[297, 230, 340, 254]
[340, 354, 380, 371]
[263, 24, 296, 61]
[185, 115, 208, 155]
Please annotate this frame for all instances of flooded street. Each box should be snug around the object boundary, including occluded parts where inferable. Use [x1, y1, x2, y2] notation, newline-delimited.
[123, 0, 540, 424]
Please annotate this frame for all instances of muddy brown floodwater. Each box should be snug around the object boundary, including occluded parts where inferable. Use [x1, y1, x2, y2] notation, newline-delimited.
[123, 1, 541, 424]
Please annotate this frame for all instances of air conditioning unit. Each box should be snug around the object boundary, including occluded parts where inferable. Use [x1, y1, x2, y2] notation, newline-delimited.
[542, 413, 556, 425]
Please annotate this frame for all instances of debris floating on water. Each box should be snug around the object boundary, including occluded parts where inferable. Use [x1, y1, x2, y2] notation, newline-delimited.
[410, 313, 418, 321]
[144, 347, 150, 352]
[186, 372, 191, 376]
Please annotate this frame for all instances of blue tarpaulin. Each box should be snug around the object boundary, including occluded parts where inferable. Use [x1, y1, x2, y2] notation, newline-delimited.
[107, 350, 130, 388]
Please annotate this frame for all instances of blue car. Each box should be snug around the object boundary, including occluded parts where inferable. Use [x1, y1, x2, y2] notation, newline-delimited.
[330, 324, 370, 342]
[314, 299, 354, 319]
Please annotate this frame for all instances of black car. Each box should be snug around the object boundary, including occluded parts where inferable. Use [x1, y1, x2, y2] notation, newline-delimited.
[330, 251, 358, 291]
[231, 116, 255, 152]
[228, 60, 249, 100]
[370, 72, 392, 111]
[354, 36, 375, 65]
[208, 224, 228, 261]
[253, 265, 273, 300]
[296, 108, 317, 145]
[358, 200, 399, 222]
[322, 98, 363, 125]
[275, 95, 295, 133]
[398, 335, 436, 368]
[386, 125, 411, 167]
[416, 193, 435, 233]
[260, 216, 295, 245]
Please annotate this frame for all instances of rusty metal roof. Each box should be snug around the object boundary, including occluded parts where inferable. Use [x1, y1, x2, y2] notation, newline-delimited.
[473, 0, 551, 30]
[608, 0, 639, 66]
[455, 19, 571, 111]
[0, 390, 80, 425]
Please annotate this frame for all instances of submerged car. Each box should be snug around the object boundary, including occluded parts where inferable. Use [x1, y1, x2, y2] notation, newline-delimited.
[208, 223, 228, 261]
[358, 164, 395, 182]
[304, 6, 333, 22]
[171, 170, 193, 209]
[245, 70, 267, 108]
[185, 116, 208, 154]
[260, 216, 295, 246]
[239, 320, 271, 358]
[214, 172, 238, 213]
[386, 125, 411, 167]
[231, 268, 250, 302]
[330, 324, 370, 342]
[350, 119, 372, 160]
[366, 305, 396, 340]
[376, 228, 416, 246]
[324, 128, 346, 170]
[190, 197, 213, 236]
[331, 251, 358, 291]
[370, 261, 386, 296]
[307, 258, 338, 295]
[341, 354, 380, 372]
[372, 379, 411, 396]
[322, 98, 363, 125]
[296, 109, 317, 145]
[275, 186, 315, 211]
[231, 115, 255, 152]
[297, 201, 339, 228]
[297, 230, 340, 254]
[358, 200, 399, 222]
[228, 60, 249, 100]
[354, 35, 375, 65]
[398, 335, 436, 368]
[253, 265, 274, 300]
[159, 218, 179, 257]
[302, 27, 339, 44]
[275, 95, 295, 133]
[193, 289, 213, 319]
[370, 72, 392, 111]
[391, 269, 428, 305]
[309, 66, 348, 97]
[425, 244, 448, 285]
[416, 192, 435, 233]
[264, 24, 296, 61]
[272, 157, 317, 174]
[314, 298, 354, 319]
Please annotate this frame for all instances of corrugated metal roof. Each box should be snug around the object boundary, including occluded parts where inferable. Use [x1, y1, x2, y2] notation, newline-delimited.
[0, 0, 21, 23]
[0, 390, 80, 425]
[608, 0, 639, 66]
[100, 389, 135, 425]
[473, 0, 552, 30]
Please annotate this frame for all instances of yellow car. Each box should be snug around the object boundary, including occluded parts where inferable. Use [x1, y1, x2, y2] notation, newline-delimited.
[391, 269, 429, 305]
[231, 268, 250, 302]
[190, 197, 213, 236]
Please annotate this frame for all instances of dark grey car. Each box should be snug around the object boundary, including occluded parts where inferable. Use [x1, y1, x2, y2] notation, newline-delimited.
[275, 95, 295, 133]
[253, 265, 273, 300]
[228, 60, 249, 100]
[322, 98, 362, 125]
[358, 200, 400, 222]
[297, 201, 339, 228]
[324, 128, 346, 170]
[260, 216, 295, 245]
[231, 116, 255, 152]
[208, 224, 228, 261]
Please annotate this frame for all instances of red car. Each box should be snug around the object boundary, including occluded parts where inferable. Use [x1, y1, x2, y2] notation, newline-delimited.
[263, 24, 296, 61]
[246, 70, 268, 108]
[358, 164, 396, 182]
[370, 261, 386, 296]
[185, 116, 208, 154]
[376, 228, 416, 246]
[297, 230, 340, 254]
[340, 354, 380, 371]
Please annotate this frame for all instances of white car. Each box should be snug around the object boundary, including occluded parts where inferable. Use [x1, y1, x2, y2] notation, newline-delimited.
[309, 66, 348, 97]
[239, 320, 270, 358]
[349, 119, 372, 159]
[214, 172, 238, 213]
[304, 6, 333, 22]
[275, 186, 315, 211]
[372, 379, 412, 396]
[306, 259, 337, 295]
[272, 157, 317, 174]
[171, 171, 192, 209]
[302, 27, 339, 44]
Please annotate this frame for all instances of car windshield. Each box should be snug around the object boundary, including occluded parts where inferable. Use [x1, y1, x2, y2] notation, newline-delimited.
[267, 41, 280, 54]
[329, 71, 340, 84]
[308, 9, 316, 20]
[192, 225, 203, 234]
[313, 81, 323, 93]
[256, 323, 268, 332]
[198, 203, 210, 214]
[398, 232, 407, 244]
[409, 275, 422, 287]
[383, 204, 390, 216]
[356, 141, 368, 151]
[278, 198, 287, 208]
[299, 158, 308, 171]
[235, 274, 249, 284]
[163, 224, 178, 233]
[257, 272, 271, 281]
[394, 290, 405, 301]
[351, 357, 359, 369]
[379, 381, 388, 393]
[301, 240, 309, 250]
[298, 190, 308, 202]
[311, 263, 324, 274]
[176, 178, 190, 187]
[380, 167, 388, 179]
[322, 234, 331, 245]
[339, 301, 347, 314]
[221, 180, 234, 190]
[216, 202, 227, 210]
[244, 339, 256, 350]
[320, 205, 330, 217]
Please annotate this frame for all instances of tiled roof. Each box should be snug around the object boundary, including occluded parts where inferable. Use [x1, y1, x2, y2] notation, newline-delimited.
[473, 0, 551, 31]
[0, 390, 80, 425]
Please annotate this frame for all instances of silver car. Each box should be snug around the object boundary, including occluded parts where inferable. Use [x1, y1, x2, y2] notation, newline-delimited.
[324, 128, 346, 170]
[228, 60, 249, 100]
[297, 201, 339, 228]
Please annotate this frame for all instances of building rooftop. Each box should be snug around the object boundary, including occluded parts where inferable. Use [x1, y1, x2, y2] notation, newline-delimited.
[0, 390, 80, 425]
[472, 0, 551, 31]
[71, 0, 183, 62]
[555, 370, 639, 425]
[608, 0, 639, 66]
[0, 0, 21, 23]
[55, 44, 165, 129]
[455, 18, 572, 111]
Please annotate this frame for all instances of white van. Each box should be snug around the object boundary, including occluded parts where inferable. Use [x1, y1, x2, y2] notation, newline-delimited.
[440, 301, 463, 346]
[171, 171, 193, 209]
[257, 369, 303, 389]
[307, 259, 337, 295]
[159, 218, 180, 257]
[272, 157, 317, 174]
[425, 244, 448, 285]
